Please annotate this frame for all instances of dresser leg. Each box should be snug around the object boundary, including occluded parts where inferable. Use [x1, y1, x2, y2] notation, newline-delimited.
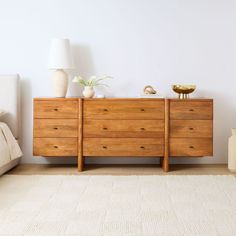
[162, 158, 169, 172]
[78, 155, 83, 172]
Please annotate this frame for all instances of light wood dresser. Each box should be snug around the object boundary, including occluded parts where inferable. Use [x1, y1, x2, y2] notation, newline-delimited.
[33, 98, 213, 172]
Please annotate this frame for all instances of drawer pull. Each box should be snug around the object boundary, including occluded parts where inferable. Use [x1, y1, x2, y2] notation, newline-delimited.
[189, 146, 194, 149]
[103, 109, 108, 112]
[189, 127, 194, 130]
[140, 127, 145, 131]
[53, 127, 58, 130]
[140, 146, 145, 149]
[54, 108, 58, 111]
[103, 127, 108, 130]
[140, 108, 145, 112]
[189, 109, 194, 112]
[54, 145, 58, 149]
[102, 146, 107, 149]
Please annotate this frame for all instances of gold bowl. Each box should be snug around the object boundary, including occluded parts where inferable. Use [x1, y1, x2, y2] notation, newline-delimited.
[172, 85, 196, 99]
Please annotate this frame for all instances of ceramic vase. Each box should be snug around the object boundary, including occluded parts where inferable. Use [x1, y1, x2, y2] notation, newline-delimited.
[82, 86, 95, 98]
[228, 128, 236, 172]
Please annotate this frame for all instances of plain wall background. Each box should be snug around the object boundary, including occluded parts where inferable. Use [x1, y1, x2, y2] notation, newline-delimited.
[0, 0, 236, 164]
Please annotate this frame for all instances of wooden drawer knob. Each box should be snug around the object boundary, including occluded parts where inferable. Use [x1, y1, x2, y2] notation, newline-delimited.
[102, 146, 107, 149]
[189, 146, 194, 149]
[140, 108, 145, 112]
[53, 127, 58, 130]
[103, 127, 108, 130]
[103, 109, 108, 112]
[189, 127, 194, 130]
[140, 146, 145, 149]
[140, 127, 145, 131]
[189, 109, 194, 112]
[54, 108, 58, 111]
[54, 145, 58, 149]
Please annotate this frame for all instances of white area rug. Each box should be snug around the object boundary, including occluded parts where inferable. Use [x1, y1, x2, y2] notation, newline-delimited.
[0, 175, 236, 236]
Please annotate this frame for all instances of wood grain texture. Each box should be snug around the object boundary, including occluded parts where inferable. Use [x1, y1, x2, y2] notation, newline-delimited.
[170, 120, 213, 138]
[83, 119, 164, 138]
[170, 138, 213, 157]
[34, 100, 78, 118]
[170, 100, 213, 120]
[34, 119, 78, 137]
[78, 98, 83, 172]
[83, 138, 164, 156]
[33, 138, 77, 156]
[83, 99, 165, 120]
[163, 99, 169, 172]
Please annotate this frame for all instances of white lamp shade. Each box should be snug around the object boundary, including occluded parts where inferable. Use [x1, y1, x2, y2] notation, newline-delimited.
[48, 38, 74, 69]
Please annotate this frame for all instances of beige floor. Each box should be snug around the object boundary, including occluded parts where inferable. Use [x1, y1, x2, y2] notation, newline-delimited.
[7, 164, 236, 176]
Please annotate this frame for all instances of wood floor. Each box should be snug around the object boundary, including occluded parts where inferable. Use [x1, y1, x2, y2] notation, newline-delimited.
[7, 164, 236, 176]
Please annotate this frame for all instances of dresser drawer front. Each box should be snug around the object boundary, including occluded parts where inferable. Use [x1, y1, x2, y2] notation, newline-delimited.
[170, 138, 213, 156]
[83, 138, 164, 156]
[83, 120, 164, 138]
[170, 120, 213, 138]
[83, 100, 165, 120]
[34, 119, 78, 138]
[33, 138, 77, 156]
[170, 101, 213, 120]
[34, 101, 78, 118]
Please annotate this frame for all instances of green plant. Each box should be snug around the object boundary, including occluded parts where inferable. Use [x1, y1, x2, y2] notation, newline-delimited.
[72, 75, 112, 87]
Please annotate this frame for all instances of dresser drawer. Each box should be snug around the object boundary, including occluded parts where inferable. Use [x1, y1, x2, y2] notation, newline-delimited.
[83, 138, 164, 156]
[34, 101, 78, 118]
[83, 99, 165, 120]
[170, 120, 213, 138]
[34, 119, 78, 138]
[83, 120, 164, 138]
[33, 138, 77, 156]
[170, 101, 213, 120]
[170, 138, 213, 156]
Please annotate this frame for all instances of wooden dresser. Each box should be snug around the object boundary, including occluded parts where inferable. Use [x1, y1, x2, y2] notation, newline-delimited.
[33, 98, 213, 172]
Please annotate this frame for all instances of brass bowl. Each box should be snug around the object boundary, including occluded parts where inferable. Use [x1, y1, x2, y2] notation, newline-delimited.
[172, 85, 196, 99]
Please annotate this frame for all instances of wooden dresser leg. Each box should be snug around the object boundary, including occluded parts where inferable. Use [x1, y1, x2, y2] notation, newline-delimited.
[163, 99, 169, 172]
[78, 98, 83, 172]
[78, 155, 83, 172]
[162, 157, 169, 172]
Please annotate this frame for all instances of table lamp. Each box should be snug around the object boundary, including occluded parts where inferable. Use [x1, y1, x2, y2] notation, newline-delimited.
[48, 38, 74, 97]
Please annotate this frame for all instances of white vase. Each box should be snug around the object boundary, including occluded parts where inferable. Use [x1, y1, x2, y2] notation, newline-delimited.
[52, 69, 68, 97]
[82, 86, 95, 98]
[228, 128, 236, 172]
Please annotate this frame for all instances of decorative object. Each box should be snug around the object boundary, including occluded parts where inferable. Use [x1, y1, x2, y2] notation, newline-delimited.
[33, 98, 213, 172]
[172, 84, 196, 99]
[228, 128, 236, 172]
[48, 38, 74, 98]
[143, 85, 157, 94]
[72, 75, 111, 98]
[82, 86, 95, 98]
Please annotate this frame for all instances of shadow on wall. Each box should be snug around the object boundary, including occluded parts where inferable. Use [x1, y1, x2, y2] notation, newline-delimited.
[68, 44, 96, 97]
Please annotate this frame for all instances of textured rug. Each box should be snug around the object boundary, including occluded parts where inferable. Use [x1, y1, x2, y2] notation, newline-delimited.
[0, 175, 236, 236]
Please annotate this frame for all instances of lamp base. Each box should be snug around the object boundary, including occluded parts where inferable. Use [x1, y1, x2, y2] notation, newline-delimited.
[52, 69, 68, 98]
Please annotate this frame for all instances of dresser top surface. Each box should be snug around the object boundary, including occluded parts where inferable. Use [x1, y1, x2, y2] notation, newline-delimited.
[34, 97, 213, 101]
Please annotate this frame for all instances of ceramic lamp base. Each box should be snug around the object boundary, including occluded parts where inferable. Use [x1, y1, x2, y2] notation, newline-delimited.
[52, 69, 68, 97]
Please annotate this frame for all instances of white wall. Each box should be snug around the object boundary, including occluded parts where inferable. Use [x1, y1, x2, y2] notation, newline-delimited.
[0, 0, 236, 164]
